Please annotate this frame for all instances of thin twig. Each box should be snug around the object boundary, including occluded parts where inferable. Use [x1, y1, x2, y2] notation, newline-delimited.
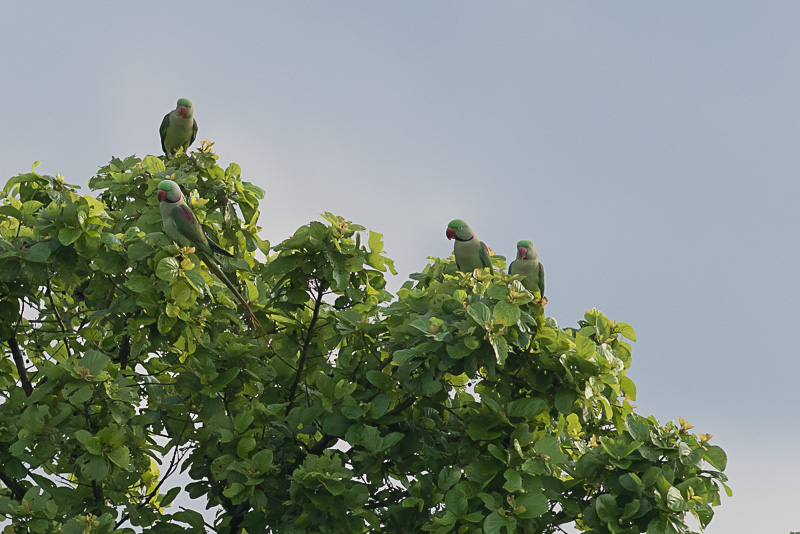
[285, 280, 326, 415]
[46, 281, 71, 357]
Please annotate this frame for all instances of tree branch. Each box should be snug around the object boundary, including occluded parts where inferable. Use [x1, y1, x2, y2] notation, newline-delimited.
[0, 472, 26, 501]
[384, 395, 416, 418]
[218, 493, 251, 534]
[91, 480, 105, 513]
[285, 280, 326, 416]
[7, 337, 32, 396]
[118, 335, 131, 370]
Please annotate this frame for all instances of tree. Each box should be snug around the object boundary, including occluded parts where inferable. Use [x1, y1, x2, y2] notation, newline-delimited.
[0, 146, 729, 533]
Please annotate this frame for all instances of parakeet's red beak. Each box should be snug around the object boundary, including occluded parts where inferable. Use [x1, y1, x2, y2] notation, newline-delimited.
[518, 246, 527, 259]
[178, 106, 187, 117]
[446, 227, 456, 240]
[158, 190, 167, 202]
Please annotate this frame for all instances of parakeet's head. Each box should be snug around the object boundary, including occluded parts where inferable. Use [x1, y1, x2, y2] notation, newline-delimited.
[516, 240, 537, 261]
[176, 98, 193, 117]
[446, 219, 475, 241]
[157, 180, 183, 203]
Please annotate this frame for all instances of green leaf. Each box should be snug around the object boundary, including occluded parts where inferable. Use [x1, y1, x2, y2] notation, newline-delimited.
[124, 274, 151, 294]
[703, 445, 727, 471]
[491, 335, 508, 365]
[595, 494, 618, 523]
[67, 385, 93, 404]
[74, 430, 93, 446]
[156, 257, 180, 281]
[368, 230, 384, 254]
[619, 473, 644, 495]
[171, 280, 194, 305]
[209, 367, 240, 392]
[237, 437, 256, 458]
[346, 424, 383, 452]
[666, 486, 687, 511]
[678, 441, 704, 466]
[445, 487, 468, 517]
[486, 283, 508, 300]
[234, 411, 255, 433]
[344, 483, 370, 508]
[158, 486, 181, 508]
[366, 370, 395, 391]
[534, 436, 568, 463]
[613, 321, 637, 341]
[392, 348, 416, 365]
[555, 390, 577, 414]
[446, 341, 473, 360]
[107, 446, 130, 468]
[24, 242, 51, 263]
[223, 482, 244, 498]
[127, 241, 153, 261]
[21, 200, 44, 215]
[507, 398, 547, 419]
[464, 336, 480, 350]
[341, 405, 365, 419]
[620, 375, 637, 400]
[466, 302, 492, 326]
[323, 415, 351, 436]
[252, 449, 274, 474]
[647, 517, 675, 534]
[0, 205, 22, 220]
[80, 456, 109, 480]
[80, 351, 110, 375]
[20, 405, 47, 433]
[493, 300, 520, 327]
[503, 469, 522, 492]
[621, 499, 640, 519]
[58, 227, 82, 246]
[484, 510, 515, 534]
[438, 466, 461, 491]
[515, 492, 548, 519]
[642, 467, 662, 488]
[142, 155, 166, 173]
[625, 413, 651, 442]
[157, 313, 176, 334]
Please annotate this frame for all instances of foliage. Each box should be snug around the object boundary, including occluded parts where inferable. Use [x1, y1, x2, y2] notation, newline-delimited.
[0, 147, 728, 533]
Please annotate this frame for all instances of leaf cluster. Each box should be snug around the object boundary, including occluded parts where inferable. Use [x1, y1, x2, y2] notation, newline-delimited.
[0, 151, 728, 533]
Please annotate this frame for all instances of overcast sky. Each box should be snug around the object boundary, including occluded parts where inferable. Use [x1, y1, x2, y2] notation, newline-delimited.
[2, 3, 798, 532]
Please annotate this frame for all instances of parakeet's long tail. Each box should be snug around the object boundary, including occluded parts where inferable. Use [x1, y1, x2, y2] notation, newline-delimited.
[203, 253, 268, 338]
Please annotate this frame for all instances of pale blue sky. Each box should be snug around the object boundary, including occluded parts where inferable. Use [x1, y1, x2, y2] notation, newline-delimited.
[2, 3, 799, 532]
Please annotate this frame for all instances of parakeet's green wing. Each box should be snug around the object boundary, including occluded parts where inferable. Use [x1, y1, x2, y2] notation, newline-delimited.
[159, 113, 171, 154]
[190, 120, 198, 148]
[538, 263, 545, 296]
[170, 204, 212, 254]
[479, 241, 492, 269]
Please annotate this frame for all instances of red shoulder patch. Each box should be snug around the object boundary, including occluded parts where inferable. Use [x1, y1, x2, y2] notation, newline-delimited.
[177, 205, 196, 225]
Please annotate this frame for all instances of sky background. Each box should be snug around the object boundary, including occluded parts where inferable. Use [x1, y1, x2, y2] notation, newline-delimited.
[1, 2, 798, 532]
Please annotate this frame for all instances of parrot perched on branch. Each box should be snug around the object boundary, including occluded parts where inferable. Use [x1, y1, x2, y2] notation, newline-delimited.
[446, 219, 493, 272]
[509, 239, 545, 299]
[159, 98, 198, 157]
[157, 179, 262, 330]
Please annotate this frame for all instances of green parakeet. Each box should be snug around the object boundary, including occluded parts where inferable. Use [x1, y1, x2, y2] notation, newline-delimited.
[446, 219, 493, 272]
[509, 240, 545, 298]
[157, 179, 262, 330]
[159, 98, 198, 157]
